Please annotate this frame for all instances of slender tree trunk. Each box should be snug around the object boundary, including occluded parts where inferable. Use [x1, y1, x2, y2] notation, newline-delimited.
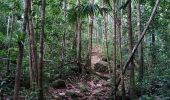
[85, 0, 94, 70]
[115, 0, 160, 92]
[28, 22, 33, 86]
[119, 1, 126, 98]
[76, 0, 82, 69]
[6, 16, 11, 75]
[96, 23, 99, 44]
[13, 42, 24, 100]
[103, 11, 110, 74]
[151, 30, 156, 65]
[6, 16, 10, 37]
[127, 1, 135, 99]
[112, 0, 117, 99]
[73, 21, 78, 56]
[61, 0, 67, 66]
[118, 18, 125, 99]
[38, 0, 45, 99]
[13, 0, 28, 99]
[7, 15, 15, 74]
[28, 0, 38, 88]
[137, 0, 144, 81]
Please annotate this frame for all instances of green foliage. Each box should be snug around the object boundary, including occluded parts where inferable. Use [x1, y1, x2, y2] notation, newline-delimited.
[0, 32, 5, 43]
[137, 61, 170, 99]
[68, 3, 101, 23]
[0, 0, 169, 99]
[15, 31, 26, 43]
[21, 89, 39, 100]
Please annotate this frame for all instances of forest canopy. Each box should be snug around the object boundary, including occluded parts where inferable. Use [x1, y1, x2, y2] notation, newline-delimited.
[0, 0, 170, 99]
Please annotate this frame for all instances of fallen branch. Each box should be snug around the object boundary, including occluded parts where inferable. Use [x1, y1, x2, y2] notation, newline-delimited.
[115, 0, 160, 91]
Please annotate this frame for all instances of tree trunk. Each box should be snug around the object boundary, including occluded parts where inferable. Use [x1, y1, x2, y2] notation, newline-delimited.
[85, 0, 94, 70]
[6, 16, 11, 75]
[73, 21, 78, 56]
[13, 0, 28, 99]
[127, 1, 135, 99]
[102, 0, 110, 73]
[115, 0, 160, 93]
[38, 0, 45, 99]
[118, 18, 125, 100]
[28, 0, 38, 88]
[151, 31, 156, 65]
[13, 42, 24, 100]
[112, 0, 117, 99]
[76, 0, 82, 70]
[61, 0, 67, 66]
[137, 0, 144, 81]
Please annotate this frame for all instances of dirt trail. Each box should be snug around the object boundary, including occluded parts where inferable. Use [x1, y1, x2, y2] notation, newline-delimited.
[91, 45, 102, 69]
[48, 45, 113, 100]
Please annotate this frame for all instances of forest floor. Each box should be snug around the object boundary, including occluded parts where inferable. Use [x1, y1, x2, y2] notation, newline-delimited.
[91, 45, 102, 68]
[48, 45, 113, 100]
[48, 75, 112, 100]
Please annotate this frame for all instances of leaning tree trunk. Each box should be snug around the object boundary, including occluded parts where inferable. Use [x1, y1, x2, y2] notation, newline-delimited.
[115, 0, 160, 93]
[13, 0, 28, 99]
[127, 1, 135, 99]
[38, 0, 45, 99]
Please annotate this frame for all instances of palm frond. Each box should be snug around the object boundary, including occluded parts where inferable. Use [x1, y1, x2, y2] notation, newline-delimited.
[68, 3, 101, 23]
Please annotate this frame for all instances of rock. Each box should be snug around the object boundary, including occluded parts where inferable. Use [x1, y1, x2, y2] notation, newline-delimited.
[94, 61, 109, 73]
[51, 79, 66, 89]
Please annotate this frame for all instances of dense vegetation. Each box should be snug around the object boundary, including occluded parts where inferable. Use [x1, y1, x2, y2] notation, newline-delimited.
[0, 0, 170, 100]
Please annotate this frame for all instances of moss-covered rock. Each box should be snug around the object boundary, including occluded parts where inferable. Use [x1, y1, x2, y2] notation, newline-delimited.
[51, 79, 66, 89]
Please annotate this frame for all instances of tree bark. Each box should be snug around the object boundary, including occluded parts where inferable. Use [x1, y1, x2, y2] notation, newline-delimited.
[85, 0, 94, 70]
[118, 18, 125, 100]
[73, 21, 78, 56]
[115, 0, 160, 93]
[13, 0, 28, 99]
[112, 0, 117, 99]
[61, 0, 67, 66]
[6, 16, 10, 74]
[137, 0, 144, 81]
[38, 0, 45, 99]
[28, 0, 38, 88]
[102, 0, 110, 74]
[13, 42, 24, 100]
[76, 0, 82, 70]
[127, 1, 135, 99]
[151, 31, 156, 65]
